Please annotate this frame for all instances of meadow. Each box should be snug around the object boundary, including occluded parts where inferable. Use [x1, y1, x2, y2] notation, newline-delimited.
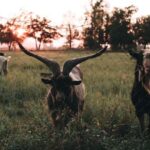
[0, 50, 150, 150]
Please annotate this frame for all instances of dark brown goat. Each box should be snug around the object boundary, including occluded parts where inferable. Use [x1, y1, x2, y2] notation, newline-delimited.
[128, 49, 150, 133]
[18, 42, 107, 127]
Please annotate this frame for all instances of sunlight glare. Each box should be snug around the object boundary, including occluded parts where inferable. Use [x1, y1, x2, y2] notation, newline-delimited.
[16, 28, 26, 37]
[52, 38, 66, 48]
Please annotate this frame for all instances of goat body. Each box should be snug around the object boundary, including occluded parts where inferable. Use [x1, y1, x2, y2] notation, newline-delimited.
[47, 66, 85, 127]
[0, 56, 11, 75]
[18, 42, 107, 127]
[128, 49, 150, 133]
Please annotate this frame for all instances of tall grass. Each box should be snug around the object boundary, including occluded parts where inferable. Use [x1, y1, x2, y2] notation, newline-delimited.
[0, 51, 150, 150]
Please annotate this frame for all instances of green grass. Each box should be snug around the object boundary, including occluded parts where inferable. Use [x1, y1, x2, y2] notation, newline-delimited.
[0, 50, 150, 150]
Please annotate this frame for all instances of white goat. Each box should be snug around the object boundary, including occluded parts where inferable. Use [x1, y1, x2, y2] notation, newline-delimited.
[0, 55, 11, 75]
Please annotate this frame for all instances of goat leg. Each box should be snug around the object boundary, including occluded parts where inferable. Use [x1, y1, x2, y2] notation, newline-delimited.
[137, 113, 145, 135]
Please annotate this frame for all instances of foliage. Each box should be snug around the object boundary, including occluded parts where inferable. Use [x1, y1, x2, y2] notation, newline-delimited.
[0, 12, 62, 51]
[83, 0, 109, 49]
[26, 15, 62, 50]
[0, 18, 21, 51]
[0, 50, 150, 149]
[108, 5, 137, 50]
[134, 16, 150, 47]
[65, 24, 81, 49]
[61, 13, 82, 49]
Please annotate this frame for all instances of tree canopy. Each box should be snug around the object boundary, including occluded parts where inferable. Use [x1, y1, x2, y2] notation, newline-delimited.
[108, 5, 137, 50]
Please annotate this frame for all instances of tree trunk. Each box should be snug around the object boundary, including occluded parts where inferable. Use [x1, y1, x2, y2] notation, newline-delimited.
[68, 24, 72, 49]
[38, 41, 41, 50]
[8, 42, 12, 51]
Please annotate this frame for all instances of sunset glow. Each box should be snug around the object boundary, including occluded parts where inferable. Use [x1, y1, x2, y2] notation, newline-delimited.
[52, 38, 66, 48]
[16, 28, 26, 37]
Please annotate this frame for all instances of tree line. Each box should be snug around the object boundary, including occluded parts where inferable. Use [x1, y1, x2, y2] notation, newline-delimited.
[0, 0, 150, 51]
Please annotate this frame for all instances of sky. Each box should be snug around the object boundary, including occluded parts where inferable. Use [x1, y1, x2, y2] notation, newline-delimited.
[0, 0, 149, 48]
[0, 0, 150, 26]
[106, 0, 150, 18]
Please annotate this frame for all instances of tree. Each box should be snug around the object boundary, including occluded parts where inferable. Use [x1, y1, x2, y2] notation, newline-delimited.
[26, 15, 61, 50]
[83, 0, 109, 49]
[62, 13, 81, 49]
[0, 24, 6, 46]
[108, 5, 137, 50]
[65, 24, 81, 49]
[0, 18, 20, 51]
[134, 16, 150, 48]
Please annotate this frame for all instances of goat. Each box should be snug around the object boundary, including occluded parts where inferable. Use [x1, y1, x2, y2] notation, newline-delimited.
[128, 49, 150, 133]
[0, 53, 11, 75]
[18, 42, 107, 127]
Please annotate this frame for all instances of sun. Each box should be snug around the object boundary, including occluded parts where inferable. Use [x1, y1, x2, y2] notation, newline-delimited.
[16, 28, 26, 37]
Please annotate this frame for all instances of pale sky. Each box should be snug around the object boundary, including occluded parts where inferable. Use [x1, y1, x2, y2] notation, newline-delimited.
[0, 0, 150, 26]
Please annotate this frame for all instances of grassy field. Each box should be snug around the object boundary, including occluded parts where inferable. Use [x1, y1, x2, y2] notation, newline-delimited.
[0, 50, 150, 150]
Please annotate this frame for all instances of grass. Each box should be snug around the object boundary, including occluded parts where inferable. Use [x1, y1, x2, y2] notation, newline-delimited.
[0, 50, 150, 150]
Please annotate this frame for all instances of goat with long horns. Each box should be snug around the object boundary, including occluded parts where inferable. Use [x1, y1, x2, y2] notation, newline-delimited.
[18, 42, 107, 127]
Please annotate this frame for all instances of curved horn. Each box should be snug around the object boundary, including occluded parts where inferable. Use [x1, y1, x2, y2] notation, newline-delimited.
[63, 46, 107, 75]
[18, 42, 61, 76]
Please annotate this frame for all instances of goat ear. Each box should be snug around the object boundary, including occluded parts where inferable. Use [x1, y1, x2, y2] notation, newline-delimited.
[71, 80, 82, 85]
[41, 78, 54, 85]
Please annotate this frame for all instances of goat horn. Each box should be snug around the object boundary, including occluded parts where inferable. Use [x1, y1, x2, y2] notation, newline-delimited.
[63, 46, 107, 75]
[18, 42, 61, 76]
